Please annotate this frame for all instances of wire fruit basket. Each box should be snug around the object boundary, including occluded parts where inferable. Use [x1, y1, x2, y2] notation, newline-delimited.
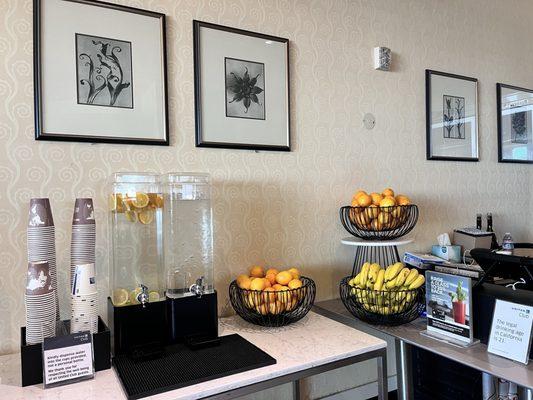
[339, 276, 424, 325]
[339, 204, 418, 240]
[229, 277, 316, 327]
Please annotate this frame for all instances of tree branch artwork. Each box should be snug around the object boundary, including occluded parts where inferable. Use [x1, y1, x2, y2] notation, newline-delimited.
[454, 97, 465, 139]
[443, 97, 455, 138]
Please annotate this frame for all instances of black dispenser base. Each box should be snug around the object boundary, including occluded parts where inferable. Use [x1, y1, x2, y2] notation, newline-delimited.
[167, 291, 219, 347]
[109, 291, 219, 356]
[113, 333, 276, 400]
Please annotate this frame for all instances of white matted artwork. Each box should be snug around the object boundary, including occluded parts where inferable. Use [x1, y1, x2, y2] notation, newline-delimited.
[194, 21, 290, 151]
[497, 83, 533, 164]
[426, 70, 478, 161]
[34, 0, 168, 145]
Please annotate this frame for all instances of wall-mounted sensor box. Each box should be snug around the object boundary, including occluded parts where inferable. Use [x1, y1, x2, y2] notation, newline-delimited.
[374, 47, 391, 71]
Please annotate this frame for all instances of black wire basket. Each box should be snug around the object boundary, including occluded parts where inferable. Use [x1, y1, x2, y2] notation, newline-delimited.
[340, 204, 419, 240]
[229, 277, 316, 327]
[339, 276, 425, 326]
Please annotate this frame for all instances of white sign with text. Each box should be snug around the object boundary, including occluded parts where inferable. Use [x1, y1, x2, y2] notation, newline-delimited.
[488, 299, 533, 364]
[43, 331, 94, 387]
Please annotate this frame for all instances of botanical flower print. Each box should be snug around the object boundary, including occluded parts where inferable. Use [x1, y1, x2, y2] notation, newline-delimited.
[225, 58, 265, 120]
[76, 34, 133, 108]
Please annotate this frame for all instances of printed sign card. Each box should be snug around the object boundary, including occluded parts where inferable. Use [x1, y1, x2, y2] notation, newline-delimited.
[424, 271, 474, 345]
[43, 331, 94, 387]
[488, 299, 533, 364]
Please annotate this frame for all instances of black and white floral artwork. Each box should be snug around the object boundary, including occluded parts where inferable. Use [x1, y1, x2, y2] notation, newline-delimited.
[511, 111, 529, 144]
[225, 57, 265, 120]
[76, 34, 133, 108]
[443, 95, 465, 139]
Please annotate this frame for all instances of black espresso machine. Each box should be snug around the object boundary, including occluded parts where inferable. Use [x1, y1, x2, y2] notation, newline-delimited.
[471, 244, 533, 353]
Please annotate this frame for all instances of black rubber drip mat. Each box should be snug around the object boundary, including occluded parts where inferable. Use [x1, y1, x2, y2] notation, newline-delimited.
[113, 334, 277, 399]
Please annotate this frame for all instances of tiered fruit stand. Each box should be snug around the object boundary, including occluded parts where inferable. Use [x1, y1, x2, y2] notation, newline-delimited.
[339, 203, 425, 325]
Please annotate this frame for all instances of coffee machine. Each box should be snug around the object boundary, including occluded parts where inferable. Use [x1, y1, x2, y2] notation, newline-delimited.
[107, 172, 218, 356]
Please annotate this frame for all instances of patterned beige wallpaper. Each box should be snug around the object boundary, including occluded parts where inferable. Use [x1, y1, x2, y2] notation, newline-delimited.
[1, 0, 532, 368]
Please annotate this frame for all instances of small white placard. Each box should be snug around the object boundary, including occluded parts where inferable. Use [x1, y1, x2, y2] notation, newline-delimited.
[488, 299, 533, 364]
[43, 331, 94, 387]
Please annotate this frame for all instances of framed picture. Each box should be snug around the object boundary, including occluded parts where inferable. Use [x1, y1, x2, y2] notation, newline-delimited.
[497, 83, 533, 164]
[193, 20, 290, 151]
[34, 0, 169, 145]
[426, 70, 479, 161]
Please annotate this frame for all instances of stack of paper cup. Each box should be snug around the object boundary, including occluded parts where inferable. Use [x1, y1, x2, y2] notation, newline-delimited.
[71, 263, 98, 333]
[27, 198, 59, 319]
[70, 198, 96, 288]
[25, 261, 57, 344]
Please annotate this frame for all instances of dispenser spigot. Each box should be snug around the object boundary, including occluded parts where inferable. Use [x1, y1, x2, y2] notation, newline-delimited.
[189, 276, 205, 298]
[136, 284, 149, 307]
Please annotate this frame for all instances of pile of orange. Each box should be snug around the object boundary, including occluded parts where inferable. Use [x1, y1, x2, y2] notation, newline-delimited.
[350, 188, 412, 231]
[235, 266, 304, 315]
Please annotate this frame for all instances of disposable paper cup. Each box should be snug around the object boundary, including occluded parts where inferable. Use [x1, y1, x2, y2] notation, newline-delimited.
[28, 198, 54, 227]
[72, 198, 95, 225]
[71, 263, 97, 295]
[26, 261, 53, 295]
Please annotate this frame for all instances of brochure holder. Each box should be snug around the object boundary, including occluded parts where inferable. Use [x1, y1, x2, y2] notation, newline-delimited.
[420, 329, 480, 348]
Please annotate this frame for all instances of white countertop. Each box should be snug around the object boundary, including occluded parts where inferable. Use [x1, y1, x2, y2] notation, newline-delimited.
[0, 311, 386, 399]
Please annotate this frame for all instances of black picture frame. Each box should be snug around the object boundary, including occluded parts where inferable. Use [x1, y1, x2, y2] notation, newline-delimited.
[497, 83, 533, 164]
[193, 20, 291, 151]
[33, 0, 169, 145]
[425, 69, 479, 162]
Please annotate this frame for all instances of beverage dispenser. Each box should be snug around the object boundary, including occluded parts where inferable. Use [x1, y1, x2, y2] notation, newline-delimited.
[162, 173, 218, 347]
[108, 172, 166, 355]
[107, 172, 218, 356]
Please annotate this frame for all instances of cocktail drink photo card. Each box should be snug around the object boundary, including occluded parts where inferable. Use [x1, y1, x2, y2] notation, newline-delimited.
[425, 271, 474, 345]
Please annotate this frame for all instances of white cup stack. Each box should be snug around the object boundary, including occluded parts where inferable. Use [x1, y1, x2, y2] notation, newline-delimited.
[70, 198, 96, 288]
[27, 198, 59, 320]
[25, 261, 57, 344]
[71, 263, 98, 333]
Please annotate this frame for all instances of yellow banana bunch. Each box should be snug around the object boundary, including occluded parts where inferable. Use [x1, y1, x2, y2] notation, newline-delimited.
[385, 276, 398, 290]
[374, 269, 385, 291]
[404, 269, 419, 286]
[359, 262, 370, 286]
[368, 263, 381, 283]
[408, 275, 425, 290]
[349, 273, 361, 287]
[384, 262, 403, 282]
[347, 262, 425, 316]
[395, 268, 410, 287]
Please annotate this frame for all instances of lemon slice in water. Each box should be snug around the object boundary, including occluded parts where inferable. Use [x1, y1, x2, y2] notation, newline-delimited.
[148, 291, 160, 302]
[112, 288, 129, 306]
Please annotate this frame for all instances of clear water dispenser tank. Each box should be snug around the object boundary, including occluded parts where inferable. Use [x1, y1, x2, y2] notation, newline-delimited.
[162, 173, 214, 298]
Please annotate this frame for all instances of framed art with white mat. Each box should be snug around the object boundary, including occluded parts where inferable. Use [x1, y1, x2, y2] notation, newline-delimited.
[34, 0, 169, 145]
[426, 70, 479, 161]
[497, 83, 533, 164]
[193, 20, 290, 151]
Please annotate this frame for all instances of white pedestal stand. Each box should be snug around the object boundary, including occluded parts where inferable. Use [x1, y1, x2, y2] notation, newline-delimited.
[341, 237, 413, 276]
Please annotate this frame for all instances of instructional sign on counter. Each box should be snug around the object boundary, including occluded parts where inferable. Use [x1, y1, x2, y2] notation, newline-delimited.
[43, 331, 94, 387]
[488, 299, 533, 364]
